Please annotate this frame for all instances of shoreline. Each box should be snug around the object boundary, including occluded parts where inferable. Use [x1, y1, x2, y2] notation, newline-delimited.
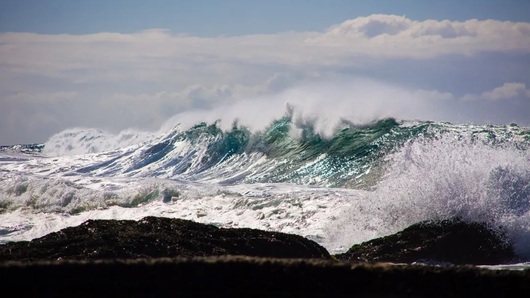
[2, 256, 529, 297]
[1, 216, 527, 296]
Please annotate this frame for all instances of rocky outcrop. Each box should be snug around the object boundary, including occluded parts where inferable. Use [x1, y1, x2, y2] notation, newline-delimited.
[0, 216, 526, 296]
[0, 216, 330, 262]
[1, 256, 529, 297]
[0, 216, 520, 266]
[335, 218, 516, 265]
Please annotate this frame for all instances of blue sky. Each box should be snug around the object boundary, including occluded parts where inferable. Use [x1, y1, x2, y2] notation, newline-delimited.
[1, 1, 530, 144]
[2, 0, 530, 35]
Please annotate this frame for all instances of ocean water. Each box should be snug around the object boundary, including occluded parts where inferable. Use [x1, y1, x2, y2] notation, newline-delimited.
[1, 115, 529, 264]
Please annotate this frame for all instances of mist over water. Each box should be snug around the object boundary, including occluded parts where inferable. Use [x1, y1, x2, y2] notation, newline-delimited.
[43, 128, 152, 156]
[42, 77, 497, 157]
[160, 78, 455, 139]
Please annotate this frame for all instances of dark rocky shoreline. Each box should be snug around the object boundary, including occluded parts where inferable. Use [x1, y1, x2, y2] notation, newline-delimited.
[1, 216, 528, 297]
[0, 216, 329, 262]
[2, 256, 529, 297]
[335, 218, 516, 265]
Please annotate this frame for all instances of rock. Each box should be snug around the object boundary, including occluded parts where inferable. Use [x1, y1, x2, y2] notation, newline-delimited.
[335, 218, 516, 265]
[0, 216, 330, 262]
[1, 256, 529, 297]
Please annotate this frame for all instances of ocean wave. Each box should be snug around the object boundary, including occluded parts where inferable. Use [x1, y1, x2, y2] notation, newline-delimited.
[1, 117, 529, 258]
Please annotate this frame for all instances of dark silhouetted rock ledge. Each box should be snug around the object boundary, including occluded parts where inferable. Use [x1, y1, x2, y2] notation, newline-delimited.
[0, 216, 519, 265]
[1, 256, 529, 297]
[0, 216, 330, 262]
[335, 218, 517, 265]
[0, 217, 527, 297]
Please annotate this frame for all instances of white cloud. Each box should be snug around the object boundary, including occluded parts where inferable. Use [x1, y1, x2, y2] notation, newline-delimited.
[1, 15, 530, 144]
[482, 83, 528, 101]
[324, 14, 413, 38]
[315, 15, 530, 58]
[1, 15, 529, 82]
[461, 82, 529, 101]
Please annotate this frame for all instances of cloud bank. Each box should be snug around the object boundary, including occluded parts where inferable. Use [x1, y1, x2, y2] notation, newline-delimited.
[1, 15, 529, 144]
[461, 83, 530, 101]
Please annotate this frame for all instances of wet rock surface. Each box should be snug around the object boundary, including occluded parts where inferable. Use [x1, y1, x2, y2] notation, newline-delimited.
[0, 216, 330, 262]
[335, 218, 517, 265]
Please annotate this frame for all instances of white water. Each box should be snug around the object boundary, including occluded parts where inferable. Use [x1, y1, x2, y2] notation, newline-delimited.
[329, 129, 530, 257]
[1, 122, 529, 260]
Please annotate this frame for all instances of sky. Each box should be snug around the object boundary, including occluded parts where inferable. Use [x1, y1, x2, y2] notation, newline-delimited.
[1, 0, 530, 145]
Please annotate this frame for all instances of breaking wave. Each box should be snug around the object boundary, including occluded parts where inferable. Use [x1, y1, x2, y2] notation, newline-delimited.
[1, 115, 529, 258]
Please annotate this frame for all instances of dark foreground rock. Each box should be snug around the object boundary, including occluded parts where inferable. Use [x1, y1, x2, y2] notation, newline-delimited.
[0, 216, 329, 262]
[1, 256, 529, 297]
[335, 218, 516, 265]
[0, 216, 527, 296]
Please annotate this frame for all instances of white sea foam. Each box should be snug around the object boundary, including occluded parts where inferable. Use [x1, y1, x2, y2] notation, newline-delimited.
[1, 121, 529, 260]
[328, 129, 530, 256]
[43, 127, 153, 156]
[0, 175, 354, 250]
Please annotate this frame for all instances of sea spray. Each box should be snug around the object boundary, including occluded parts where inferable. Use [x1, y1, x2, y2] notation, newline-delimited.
[1, 118, 529, 260]
[328, 124, 530, 255]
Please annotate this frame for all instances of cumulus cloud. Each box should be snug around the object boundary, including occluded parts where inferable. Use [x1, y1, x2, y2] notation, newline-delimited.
[316, 15, 530, 58]
[1, 14, 530, 144]
[461, 82, 530, 101]
[1, 15, 530, 80]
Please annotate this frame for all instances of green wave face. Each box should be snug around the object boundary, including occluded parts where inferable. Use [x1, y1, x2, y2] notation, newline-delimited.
[240, 117, 418, 187]
[164, 118, 416, 187]
[51, 116, 528, 190]
[176, 118, 530, 188]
